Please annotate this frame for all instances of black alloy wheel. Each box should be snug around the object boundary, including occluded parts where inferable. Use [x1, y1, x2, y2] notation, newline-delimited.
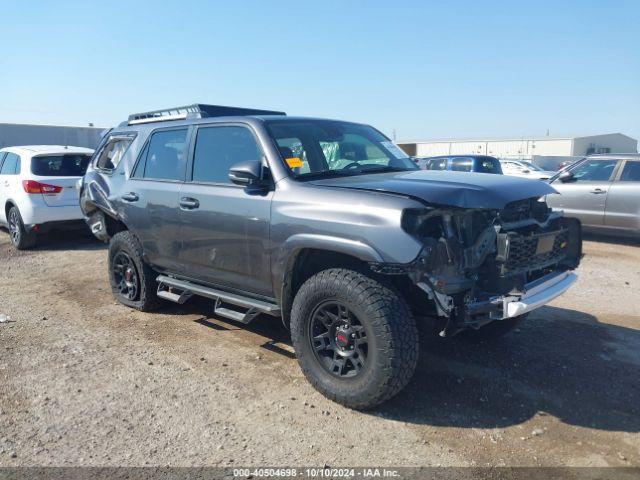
[112, 251, 140, 301]
[309, 301, 369, 378]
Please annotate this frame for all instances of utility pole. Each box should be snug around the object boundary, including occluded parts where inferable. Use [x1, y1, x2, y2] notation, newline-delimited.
[392, 129, 397, 142]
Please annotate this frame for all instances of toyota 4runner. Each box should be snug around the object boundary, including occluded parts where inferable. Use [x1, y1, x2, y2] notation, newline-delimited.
[81, 104, 582, 409]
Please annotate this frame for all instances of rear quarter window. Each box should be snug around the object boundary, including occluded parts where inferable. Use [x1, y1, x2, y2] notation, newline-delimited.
[0, 153, 21, 175]
[95, 136, 134, 171]
[31, 154, 91, 176]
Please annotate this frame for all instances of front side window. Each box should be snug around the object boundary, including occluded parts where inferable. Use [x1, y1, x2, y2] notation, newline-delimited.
[619, 161, 640, 182]
[31, 154, 91, 176]
[192, 126, 262, 184]
[265, 120, 417, 179]
[0, 153, 20, 175]
[568, 159, 618, 182]
[477, 157, 502, 174]
[142, 129, 188, 181]
[95, 136, 134, 171]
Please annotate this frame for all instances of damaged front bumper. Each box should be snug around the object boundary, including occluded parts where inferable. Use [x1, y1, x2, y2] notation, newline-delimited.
[379, 203, 583, 336]
[458, 270, 577, 320]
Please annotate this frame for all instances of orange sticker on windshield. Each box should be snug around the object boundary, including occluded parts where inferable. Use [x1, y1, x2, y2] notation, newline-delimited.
[286, 157, 303, 168]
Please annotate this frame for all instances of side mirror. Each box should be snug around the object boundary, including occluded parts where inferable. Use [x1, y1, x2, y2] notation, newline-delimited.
[229, 160, 265, 186]
[558, 170, 574, 183]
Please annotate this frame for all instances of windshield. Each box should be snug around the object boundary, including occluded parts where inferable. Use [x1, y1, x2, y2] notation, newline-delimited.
[264, 120, 418, 178]
[521, 161, 543, 171]
[31, 154, 91, 177]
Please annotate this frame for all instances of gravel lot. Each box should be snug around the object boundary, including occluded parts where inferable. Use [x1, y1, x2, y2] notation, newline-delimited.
[0, 229, 638, 467]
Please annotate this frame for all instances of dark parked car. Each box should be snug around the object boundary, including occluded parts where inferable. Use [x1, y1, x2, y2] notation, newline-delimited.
[81, 104, 581, 408]
[547, 154, 640, 237]
[414, 155, 503, 174]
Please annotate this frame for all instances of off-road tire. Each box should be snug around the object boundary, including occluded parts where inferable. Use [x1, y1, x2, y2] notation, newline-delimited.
[108, 231, 162, 311]
[463, 314, 528, 341]
[291, 268, 419, 409]
[7, 206, 36, 250]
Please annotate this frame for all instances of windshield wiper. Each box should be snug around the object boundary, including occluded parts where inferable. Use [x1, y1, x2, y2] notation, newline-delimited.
[358, 166, 414, 174]
[295, 170, 363, 181]
[296, 165, 415, 181]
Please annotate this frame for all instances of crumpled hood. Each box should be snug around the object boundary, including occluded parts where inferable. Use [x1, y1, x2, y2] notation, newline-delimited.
[309, 170, 558, 209]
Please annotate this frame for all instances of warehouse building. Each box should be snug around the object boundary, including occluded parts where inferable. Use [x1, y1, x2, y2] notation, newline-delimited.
[0, 122, 106, 150]
[398, 133, 638, 170]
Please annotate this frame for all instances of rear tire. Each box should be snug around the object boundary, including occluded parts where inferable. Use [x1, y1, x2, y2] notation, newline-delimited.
[291, 268, 418, 409]
[108, 231, 162, 311]
[7, 206, 36, 250]
[463, 314, 528, 341]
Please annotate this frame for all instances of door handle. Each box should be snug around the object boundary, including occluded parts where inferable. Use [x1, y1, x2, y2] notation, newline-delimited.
[179, 197, 200, 210]
[121, 192, 139, 202]
[590, 188, 607, 194]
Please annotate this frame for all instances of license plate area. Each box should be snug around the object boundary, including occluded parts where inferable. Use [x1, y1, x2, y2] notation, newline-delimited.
[535, 234, 556, 254]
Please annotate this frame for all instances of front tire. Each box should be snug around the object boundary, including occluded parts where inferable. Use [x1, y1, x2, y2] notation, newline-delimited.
[291, 268, 418, 409]
[7, 206, 36, 250]
[108, 231, 162, 311]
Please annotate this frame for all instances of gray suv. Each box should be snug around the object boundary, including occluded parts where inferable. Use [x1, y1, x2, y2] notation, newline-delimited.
[81, 104, 582, 409]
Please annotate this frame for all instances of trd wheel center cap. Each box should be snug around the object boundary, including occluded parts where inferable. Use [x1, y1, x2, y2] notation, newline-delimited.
[334, 326, 354, 351]
[124, 268, 134, 284]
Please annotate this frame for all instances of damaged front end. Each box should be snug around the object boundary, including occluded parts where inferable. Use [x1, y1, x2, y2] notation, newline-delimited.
[376, 197, 582, 336]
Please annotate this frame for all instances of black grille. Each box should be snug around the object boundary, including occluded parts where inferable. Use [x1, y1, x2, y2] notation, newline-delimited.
[500, 230, 568, 275]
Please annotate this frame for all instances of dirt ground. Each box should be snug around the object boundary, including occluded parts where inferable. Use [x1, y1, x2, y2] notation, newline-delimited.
[0, 229, 638, 468]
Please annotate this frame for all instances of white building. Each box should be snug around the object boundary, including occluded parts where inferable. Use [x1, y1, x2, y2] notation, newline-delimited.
[0, 122, 106, 150]
[398, 133, 638, 169]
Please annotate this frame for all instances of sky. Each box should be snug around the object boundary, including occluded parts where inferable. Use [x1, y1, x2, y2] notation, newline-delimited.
[0, 0, 639, 143]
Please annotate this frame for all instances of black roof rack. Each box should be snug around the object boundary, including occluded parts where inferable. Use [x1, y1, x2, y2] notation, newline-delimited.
[126, 103, 286, 125]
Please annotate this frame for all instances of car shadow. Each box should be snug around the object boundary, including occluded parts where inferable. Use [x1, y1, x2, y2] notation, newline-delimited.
[187, 300, 639, 432]
[379, 305, 640, 432]
[583, 231, 640, 246]
[0, 227, 105, 252]
[170, 297, 296, 359]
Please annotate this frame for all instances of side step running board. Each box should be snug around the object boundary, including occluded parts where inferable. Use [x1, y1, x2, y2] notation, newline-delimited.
[156, 275, 280, 321]
[213, 299, 261, 324]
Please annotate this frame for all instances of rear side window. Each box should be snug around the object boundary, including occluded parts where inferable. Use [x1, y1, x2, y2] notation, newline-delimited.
[427, 158, 447, 170]
[31, 154, 91, 176]
[95, 136, 133, 171]
[0, 153, 20, 175]
[192, 126, 262, 184]
[450, 157, 473, 172]
[619, 161, 640, 181]
[142, 129, 189, 181]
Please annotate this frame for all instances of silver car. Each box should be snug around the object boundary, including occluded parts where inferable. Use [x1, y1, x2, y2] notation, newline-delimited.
[547, 154, 640, 236]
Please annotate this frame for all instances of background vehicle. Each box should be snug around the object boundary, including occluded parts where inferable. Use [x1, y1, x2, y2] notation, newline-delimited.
[500, 159, 556, 180]
[557, 159, 580, 171]
[81, 104, 581, 409]
[0, 145, 94, 249]
[547, 154, 640, 237]
[417, 155, 503, 174]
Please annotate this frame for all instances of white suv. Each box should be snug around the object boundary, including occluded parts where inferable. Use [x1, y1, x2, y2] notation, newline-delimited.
[0, 145, 94, 249]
